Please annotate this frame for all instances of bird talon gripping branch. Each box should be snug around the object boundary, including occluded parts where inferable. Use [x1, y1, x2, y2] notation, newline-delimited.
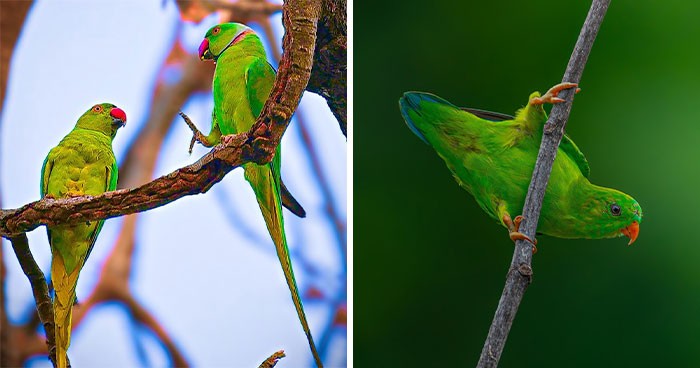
[504, 214, 538, 253]
[529, 82, 579, 105]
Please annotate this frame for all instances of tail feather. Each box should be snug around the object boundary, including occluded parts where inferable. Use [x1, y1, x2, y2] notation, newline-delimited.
[246, 163, 323, 368]
[51, 253, 80, 368]
[399, 92, 459, 144]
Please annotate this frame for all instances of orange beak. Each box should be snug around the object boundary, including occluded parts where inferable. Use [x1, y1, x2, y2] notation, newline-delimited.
[621, 221, 639, 245]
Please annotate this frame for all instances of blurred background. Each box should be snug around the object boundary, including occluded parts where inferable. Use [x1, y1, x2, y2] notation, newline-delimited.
[1, 1, 346, 367]
[356, 1, 700, 367]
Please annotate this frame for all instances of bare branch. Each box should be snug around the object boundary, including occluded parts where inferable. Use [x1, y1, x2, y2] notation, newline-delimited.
[476, 1, 610, 366]
[258, 350, 286, 368]
[8, 234, 60, 368]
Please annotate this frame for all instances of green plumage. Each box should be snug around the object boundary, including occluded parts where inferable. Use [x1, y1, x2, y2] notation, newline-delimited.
[41, 103, 125, 368]
[399, 89, 642, 242]
[197, 23, 322, 367]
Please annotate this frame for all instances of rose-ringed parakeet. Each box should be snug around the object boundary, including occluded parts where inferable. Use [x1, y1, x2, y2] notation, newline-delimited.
[399, 83, 642, 246]
[41, 103, 126, 367]
[189, 23, 323, 367]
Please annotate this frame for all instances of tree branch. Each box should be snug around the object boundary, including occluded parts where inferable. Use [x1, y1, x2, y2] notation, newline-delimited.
[0, 0, 326, 238]
[8, 234, 60, 368]
[306, 0, 347, 136]
[258, 350, 285, 368]
[476, 1, 610, 366]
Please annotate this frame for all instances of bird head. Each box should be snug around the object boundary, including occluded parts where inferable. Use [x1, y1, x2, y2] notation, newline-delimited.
[198, 22, 254, 62]
[595, 189, 643, 245]
[76, 103, 126, 139]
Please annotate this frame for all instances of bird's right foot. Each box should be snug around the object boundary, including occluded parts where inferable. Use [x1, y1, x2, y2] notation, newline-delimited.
[529, 82, 580, 106]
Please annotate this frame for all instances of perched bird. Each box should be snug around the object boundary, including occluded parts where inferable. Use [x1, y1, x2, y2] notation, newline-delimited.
[41, 103, 126, 367]
[190, 22, 322, 367]
[399, 84, 641, 246]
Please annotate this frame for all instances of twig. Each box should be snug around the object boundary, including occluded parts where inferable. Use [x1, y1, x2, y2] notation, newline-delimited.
[476, 1, 610, 367]
[8, 234, 60, 368]
[258, 350, 286, 368]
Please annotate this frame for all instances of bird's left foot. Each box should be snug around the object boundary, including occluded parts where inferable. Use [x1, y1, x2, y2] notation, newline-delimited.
[503, 214, 538, 254]
[530, 82, 580, 105]
[179, 111, 211, 154]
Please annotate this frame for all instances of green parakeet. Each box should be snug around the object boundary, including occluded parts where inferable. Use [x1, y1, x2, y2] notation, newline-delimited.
[192, 23, 322, 367]
[41, 103, 126, 368]
[399, 83, 642, 245]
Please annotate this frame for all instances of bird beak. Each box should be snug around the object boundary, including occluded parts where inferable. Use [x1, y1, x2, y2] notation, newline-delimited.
[110, 107, 127, 127]
[621, 221, 639, 245]
[198, 38, 212, 61]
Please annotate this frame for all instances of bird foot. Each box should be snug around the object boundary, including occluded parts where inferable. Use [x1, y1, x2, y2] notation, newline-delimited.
[179, 111, 210, 154]
[221, 134, 236, 145]
[503, 214, 538, 254]
[530, 82, 580, 105]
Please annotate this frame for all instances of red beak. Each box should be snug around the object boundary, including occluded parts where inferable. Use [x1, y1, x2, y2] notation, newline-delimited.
[110, 107, 127, 126]
[198, 38, 211, 60]
[621, 221, 639, 245]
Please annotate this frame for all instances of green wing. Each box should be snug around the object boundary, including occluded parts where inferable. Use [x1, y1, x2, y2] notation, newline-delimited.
[463, 107, 590, 178]
[245, 58, 276, 119]
[558, 135, 590, 178]
[83, 160, 117, 262]
[40, 150, 55, 197]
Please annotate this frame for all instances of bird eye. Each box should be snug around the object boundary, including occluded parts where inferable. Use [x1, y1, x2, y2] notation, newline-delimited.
[92, 105, 102, 113]
[610, 203, 621, 216]
[212, 26, 220, 35]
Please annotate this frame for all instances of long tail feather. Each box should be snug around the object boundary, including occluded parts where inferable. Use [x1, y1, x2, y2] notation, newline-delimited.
[246, 163, 323, 368]
[51, 253, 80, 368]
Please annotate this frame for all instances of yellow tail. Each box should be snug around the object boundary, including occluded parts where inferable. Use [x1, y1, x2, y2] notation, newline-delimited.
[246, 163, 323, 368]
[51, 253, 80, 368]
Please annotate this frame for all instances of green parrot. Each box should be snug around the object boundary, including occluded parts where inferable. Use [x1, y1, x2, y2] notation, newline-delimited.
[41, 103, 126, 367]
[190, 22, 323, 367]
[399, 83, 642, 246]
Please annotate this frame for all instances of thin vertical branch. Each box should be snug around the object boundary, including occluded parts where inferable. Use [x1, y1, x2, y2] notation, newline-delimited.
[476, 1, 610, 366]
[8, 234, 59, 368]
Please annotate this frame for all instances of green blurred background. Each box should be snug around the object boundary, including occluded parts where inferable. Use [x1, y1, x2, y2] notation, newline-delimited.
[355, 1, 700, 366]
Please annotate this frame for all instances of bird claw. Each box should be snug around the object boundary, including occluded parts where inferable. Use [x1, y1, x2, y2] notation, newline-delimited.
[221, 134, 236, 145]
[503, 214, 538, 254]
[179, 111, 207, 154]
[530, 82, 579, 106]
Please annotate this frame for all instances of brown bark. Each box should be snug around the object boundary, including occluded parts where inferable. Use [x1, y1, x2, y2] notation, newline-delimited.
[258, 350, 286, 368]
[306, 0, 347, 136]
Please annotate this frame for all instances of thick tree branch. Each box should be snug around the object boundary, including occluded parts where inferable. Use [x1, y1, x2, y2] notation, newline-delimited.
[251, 0, 321, 146]
[306, 0, 347, 136]
[476, 1, 610, 367]
[0, 133, 251, 238]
